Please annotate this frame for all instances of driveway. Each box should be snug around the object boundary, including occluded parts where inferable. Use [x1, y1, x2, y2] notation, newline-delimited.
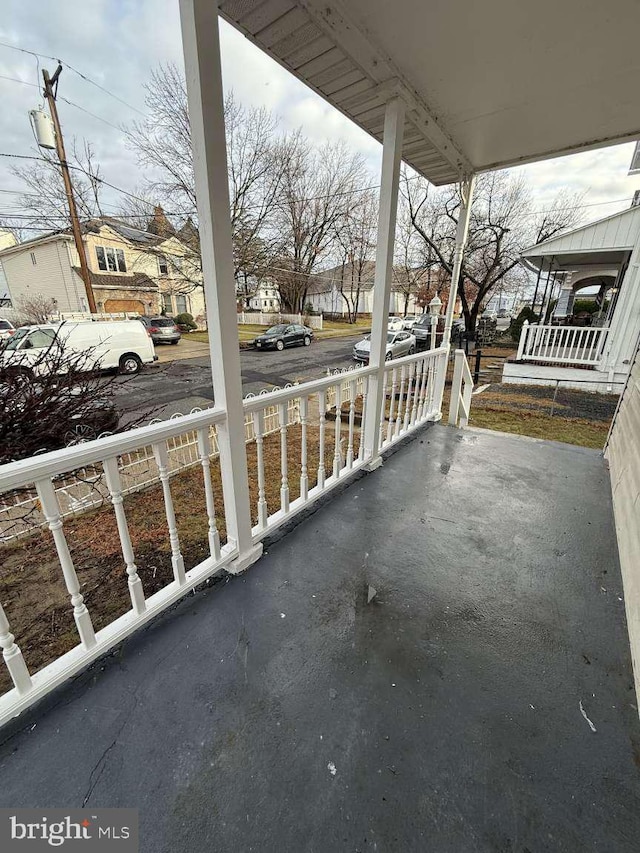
[153, 337, 210, 363]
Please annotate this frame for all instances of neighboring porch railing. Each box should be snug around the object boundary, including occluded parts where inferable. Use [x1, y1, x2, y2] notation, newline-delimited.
[516, 321, 609, 365]
[448, 350, 474, 427]
[0, 346, 447, 725]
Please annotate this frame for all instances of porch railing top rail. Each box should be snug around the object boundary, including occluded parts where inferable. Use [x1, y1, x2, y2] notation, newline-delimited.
[0, 405, 227, 493]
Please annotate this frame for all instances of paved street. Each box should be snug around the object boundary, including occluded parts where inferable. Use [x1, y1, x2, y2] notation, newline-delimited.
[114, 334, 362, 420]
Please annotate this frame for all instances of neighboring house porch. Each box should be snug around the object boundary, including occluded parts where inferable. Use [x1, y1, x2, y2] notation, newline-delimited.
[504, 205, 640, 392]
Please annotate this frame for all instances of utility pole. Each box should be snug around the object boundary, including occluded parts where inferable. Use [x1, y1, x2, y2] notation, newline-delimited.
[42, 65, 96, 313]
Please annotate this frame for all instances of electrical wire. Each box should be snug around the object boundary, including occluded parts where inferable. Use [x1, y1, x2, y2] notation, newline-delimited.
[0, 40, 145, 116]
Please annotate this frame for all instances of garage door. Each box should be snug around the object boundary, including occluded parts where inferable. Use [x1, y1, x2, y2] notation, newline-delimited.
[104, 299, 145, 314]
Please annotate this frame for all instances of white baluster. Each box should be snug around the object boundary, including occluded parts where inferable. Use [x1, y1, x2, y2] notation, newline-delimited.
[253, 410, 268, 528]
[333, 383, 343, 477]
[196, 428, 221, 561]
[378, 370, 388, 450]
[300, 395, 309, 501]
[386, 367, 397, 445]
[395, 365, 407, 437]
[410, 359, 422, 425]
[0, 602, 32, 695]
[359, 380, 368, 461]
[103, 457, 146, 615]
[279, 402, 290, 513]
[403, 362, 415, 432]
[152, 442, 186, 585]
[35, 478, 96, 649]
[346, 379, 357, 468]
[318, 389, 326, 489]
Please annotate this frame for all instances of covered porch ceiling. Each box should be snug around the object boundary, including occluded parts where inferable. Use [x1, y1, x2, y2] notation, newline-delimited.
[220, 0, 640, 186]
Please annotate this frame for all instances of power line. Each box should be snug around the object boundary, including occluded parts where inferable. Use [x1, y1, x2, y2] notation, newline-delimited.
[0, 41, 146, 117]
[0, 73, 124, 132]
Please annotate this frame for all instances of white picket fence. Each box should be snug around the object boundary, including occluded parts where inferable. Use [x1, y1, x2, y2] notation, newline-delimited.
[237, 311, 323, 330]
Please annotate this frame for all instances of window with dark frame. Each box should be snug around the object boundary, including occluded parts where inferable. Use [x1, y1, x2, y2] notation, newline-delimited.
[158, 254, 168, 275]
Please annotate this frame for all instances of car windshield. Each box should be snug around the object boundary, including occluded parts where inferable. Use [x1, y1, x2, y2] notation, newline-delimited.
[150, 318, 176, 328]
[414, 316, 430, 327]
[2, 327, 30, 350]
[0, 320, 12, 330]
[265, 325, 287, 335]
[387, 333, 396, 343]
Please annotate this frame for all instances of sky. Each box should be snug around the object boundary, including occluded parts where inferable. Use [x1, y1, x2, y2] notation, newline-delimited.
[0, 0, 639, 232]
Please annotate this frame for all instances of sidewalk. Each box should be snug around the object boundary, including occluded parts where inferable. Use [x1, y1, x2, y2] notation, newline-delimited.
[154, 337, 210, 363]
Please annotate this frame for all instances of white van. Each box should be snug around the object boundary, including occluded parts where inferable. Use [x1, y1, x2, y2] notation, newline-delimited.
[0, 321, 156, 376]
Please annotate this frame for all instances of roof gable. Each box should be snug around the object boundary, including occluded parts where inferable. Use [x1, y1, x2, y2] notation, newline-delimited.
[523, 205, 640, 260]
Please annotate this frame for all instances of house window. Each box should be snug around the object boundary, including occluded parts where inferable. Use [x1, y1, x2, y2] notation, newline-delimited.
[30, 252, 37, 265]
[175, 294, 187, 314]
[96, 246, 126, 273]
[158, 255, 168, 275]
[161, 293, 172, 313]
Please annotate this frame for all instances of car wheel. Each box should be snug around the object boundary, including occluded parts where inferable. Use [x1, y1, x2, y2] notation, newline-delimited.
[385, 351, 393, 361]
[119, 354, 142, 375]
[408, 345, 415, 355]
[303, 336, 311, 346]
[276, 339, 284, 351]
[170, 340, 179, 345]
[64, 424, 97, 446]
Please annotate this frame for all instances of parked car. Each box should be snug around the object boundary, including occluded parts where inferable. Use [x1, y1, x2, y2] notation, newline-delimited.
[0, 318, 15, 341]
[388, 316, 418, 332]
[0, 321, 156, 376]
[253, 323, 313, 351]
[481, 309, 498, 321]
[137, 316, 181, 344]
[412, 314, 445, 348]
[497, 308, 511, 319]
[353, 330, 416, 362]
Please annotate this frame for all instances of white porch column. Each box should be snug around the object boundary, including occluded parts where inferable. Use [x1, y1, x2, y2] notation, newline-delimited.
[179, 0, 261, 573]
[362, 97, 405, 468]
[442, 176, 476, 347]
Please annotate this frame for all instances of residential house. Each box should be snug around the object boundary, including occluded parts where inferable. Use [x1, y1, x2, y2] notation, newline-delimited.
[0, 212, 206, 323]
[248, 280, 281, 311]
[307, 261, 460, 316]
[504, 203, 640, 392]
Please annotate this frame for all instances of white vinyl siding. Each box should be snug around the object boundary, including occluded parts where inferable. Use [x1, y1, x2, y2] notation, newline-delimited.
[0, 239, 83, 313]
[606, 335, 640, 713]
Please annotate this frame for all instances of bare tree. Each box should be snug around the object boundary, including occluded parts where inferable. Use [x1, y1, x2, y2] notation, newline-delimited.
[332, 190, 378, 322]
[15, 294, 57, 324]
[0, 141, 104, 240]
[124, 67, 286, 296]
[402, 170, 584, 332]
[274, 135, 367, 313]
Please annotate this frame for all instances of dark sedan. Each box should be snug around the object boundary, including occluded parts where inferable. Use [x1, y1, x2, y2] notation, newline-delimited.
[254, 324, 313, 351]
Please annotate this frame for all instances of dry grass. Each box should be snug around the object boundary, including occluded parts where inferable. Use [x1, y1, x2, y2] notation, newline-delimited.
[467, 408, 610, 449]
[0, 422, 360, 695]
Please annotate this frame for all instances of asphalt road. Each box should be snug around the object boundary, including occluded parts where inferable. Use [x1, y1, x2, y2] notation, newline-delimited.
[114, 335, 361, 420]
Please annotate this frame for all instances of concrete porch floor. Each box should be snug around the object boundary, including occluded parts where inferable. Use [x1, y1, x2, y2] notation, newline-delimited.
[1, 425, 639, 851]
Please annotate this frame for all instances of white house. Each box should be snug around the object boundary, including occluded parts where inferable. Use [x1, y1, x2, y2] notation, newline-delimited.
[249, 281, 281, 312]
[307, 261, 421, 316]
[504, 203, 640, 392]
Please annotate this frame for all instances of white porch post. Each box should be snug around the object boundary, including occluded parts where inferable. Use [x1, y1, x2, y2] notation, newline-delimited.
[179, 0, 261, 573]
[362, 97, 405, 468]
[442, 176, 476, 347]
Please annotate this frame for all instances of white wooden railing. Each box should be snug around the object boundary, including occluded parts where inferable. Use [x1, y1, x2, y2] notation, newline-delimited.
[0, 347, 447, 725]
[448, 350, 474, 427]
[516, 321, 609, 365]
[237, 311, 324, 330]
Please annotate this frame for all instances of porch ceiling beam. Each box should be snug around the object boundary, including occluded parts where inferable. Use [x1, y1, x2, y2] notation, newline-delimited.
[298, 0, 473, 178]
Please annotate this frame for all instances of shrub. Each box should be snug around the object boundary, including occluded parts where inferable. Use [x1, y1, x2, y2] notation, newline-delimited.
[174, 312, 197, 331]
[510, 306, 539, 342]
